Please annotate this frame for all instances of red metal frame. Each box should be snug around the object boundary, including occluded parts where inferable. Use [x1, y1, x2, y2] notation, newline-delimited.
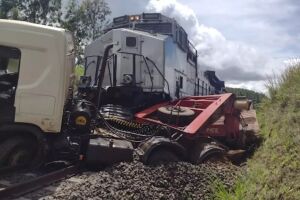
[135, 93, 241, 140]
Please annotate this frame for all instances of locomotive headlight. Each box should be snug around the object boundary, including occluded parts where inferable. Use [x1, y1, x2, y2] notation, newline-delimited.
[130, 16, 135, 21]
[130, 15, 140, 21]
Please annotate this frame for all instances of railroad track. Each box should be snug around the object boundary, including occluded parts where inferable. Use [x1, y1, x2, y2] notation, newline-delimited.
[0, 164, 80, 199]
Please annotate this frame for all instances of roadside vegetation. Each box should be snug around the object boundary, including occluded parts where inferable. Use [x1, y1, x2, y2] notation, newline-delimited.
[215, 63, 300, 199]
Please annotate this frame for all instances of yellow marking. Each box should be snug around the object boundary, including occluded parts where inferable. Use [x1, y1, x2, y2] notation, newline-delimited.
[75, 116, 87, 126]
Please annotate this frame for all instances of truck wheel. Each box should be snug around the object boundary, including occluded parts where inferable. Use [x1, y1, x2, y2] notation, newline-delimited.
[0, 136, 36, 167]
[147, 149, 179, 165]
[201, 152, 227, 163]
[191, 142, 227, 164]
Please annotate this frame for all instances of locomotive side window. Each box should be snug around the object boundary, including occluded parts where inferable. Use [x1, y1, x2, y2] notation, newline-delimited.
[179, 76, 183, 89]
[126, 37, 137, 47]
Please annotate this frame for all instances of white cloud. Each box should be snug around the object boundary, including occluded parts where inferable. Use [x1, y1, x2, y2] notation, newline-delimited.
[284, 58, 300, 66]
[146, 0, 287, 92]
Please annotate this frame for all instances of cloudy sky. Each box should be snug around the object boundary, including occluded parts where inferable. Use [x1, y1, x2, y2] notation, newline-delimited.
[105, 0, 300, 92]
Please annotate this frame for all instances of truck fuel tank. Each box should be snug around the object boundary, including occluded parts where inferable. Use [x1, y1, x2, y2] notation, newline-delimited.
[85, 137, 134, 166]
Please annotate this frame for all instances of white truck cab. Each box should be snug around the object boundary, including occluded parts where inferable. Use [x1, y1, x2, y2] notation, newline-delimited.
[0, 19, 75, 133]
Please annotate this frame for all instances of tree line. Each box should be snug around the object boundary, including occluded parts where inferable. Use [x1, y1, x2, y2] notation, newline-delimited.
[0, 0, 111, 63]
[226, 87, 266, 106]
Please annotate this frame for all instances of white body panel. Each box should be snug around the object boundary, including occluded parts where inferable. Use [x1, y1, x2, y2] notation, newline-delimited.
[0, 20, 75, 132]
[85, 28, 212, 99]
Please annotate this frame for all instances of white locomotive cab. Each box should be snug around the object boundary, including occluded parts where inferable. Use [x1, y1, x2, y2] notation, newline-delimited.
[85, 28, 207, 99]
[85, 29, 166, 92]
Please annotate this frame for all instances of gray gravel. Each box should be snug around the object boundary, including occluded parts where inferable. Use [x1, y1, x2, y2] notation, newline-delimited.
[23, 161, 240, 200]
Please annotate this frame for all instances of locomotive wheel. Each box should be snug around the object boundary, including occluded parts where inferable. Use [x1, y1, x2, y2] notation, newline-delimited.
[147, 149, 179, 165]
[0, 136, 36, 167]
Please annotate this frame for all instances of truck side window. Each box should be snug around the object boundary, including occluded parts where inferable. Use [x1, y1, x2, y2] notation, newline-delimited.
[0, 45, 21, 122]
[0, 46, 21, 91]
[0, 46, 21, 75]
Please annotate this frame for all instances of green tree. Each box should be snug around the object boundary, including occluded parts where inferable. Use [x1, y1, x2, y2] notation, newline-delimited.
[61, 0, 111, 63]
[226, 87, 266, 106]
[0, 0, 62, 25]
[18, 0, 62, 25]
[0, 0, 19, 19]
[81, 0, 111, 40]
[61, 0, 87, 62]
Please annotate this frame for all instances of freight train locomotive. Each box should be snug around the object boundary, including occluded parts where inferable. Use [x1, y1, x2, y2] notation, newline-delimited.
[84, 13, 225, 112]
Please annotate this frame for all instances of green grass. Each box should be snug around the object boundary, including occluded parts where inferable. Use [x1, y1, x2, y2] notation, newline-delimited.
[214, 64, 300, 200]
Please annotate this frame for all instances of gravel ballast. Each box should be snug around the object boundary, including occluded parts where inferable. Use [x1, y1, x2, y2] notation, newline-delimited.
[24, 161, 241, 200]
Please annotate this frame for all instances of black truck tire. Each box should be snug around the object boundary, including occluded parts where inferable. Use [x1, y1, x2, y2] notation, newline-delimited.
[0, 136, 36, 167]
[147, 149, 179, 165]
[191, 142, 227, 164]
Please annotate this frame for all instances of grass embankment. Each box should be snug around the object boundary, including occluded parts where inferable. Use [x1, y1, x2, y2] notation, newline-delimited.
[215, 64, 300, 199]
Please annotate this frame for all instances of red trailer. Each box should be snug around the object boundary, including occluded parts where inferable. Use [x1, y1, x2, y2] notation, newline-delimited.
[134, 93, 258, 164]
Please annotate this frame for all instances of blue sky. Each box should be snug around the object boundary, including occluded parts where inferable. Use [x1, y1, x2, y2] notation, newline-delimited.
[105, 0, 300, 92]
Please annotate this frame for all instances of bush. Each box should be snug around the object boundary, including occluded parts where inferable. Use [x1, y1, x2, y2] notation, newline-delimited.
[215, 63, 300, 199]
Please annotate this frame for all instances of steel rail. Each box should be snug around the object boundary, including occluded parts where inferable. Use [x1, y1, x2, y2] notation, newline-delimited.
[0, 165, 26, 175]
[0, 165, 80, 199]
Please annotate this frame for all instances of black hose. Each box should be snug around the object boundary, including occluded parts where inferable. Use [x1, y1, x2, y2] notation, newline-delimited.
[145, 57, 171, 99]
[97, 111, 156, 143]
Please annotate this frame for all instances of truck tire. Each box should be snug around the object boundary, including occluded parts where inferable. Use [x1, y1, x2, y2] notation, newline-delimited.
[190, 142, 227, 164]
[0, 136, 36, 167]
[147, 148, 179, 165]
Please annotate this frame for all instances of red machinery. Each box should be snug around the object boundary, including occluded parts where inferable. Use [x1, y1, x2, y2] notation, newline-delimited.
[136, 93, 244, 142]
[87, 93, 255, 166]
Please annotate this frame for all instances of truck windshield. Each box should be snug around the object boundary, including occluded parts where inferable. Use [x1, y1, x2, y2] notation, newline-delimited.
[84, 55, 102, 86]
